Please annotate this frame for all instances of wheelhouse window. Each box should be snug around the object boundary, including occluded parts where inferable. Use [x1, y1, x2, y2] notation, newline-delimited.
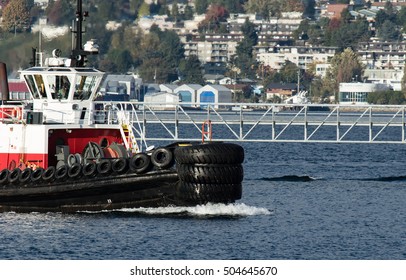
[24, 74, 46, 99]
[74, 76, 96, 100]
[47, 75, 71, 100]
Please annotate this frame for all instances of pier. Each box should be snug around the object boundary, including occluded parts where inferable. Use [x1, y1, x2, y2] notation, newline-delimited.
[95, 102, 406, 150]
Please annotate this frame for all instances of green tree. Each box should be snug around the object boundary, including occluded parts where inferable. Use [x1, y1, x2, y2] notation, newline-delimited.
[233, 19, 258, 79]
[244, 0, 281, 19]
[178, 55, 204, 84]
[2, 0, 31, 34]
[156, 30, 185, 81]
[195, 0, 209, 14]
[367, 91, 405, 105]
[377, 20, 400, 42]
[138, 2, 150, 18]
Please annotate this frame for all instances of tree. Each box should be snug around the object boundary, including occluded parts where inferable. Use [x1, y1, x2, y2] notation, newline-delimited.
[367, 91, 405, 105]
[46, 0, 74, 26]
[2, 0, 31, 34]
[138, 2, 150, 18]
[377, 20, 400, 42]
[244, 0, 281, 20]
[198, 4, 229, 33]
[195, 0, 209, 15]
[156, 30, 185, 81]
[303, 0, 316, 19]
[233, 19, 258, 79]
[178, 55, 204, 84]
[324, 48, 364, 100]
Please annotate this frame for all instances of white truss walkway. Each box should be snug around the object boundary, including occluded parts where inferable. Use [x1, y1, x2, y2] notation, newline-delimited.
[97, 102, 406, 150]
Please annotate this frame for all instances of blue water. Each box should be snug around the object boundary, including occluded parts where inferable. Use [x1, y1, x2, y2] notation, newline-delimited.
[1, 134, 406, 259]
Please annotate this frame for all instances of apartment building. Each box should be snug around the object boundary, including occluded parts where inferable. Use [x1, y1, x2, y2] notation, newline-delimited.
[180, 12, 301, 65]
[357, 41, 406, 71]
[181, 33, 242, 63]
[256, 45, 337, 71]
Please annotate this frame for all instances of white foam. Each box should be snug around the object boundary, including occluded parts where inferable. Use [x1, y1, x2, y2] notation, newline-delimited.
[118, 203, 272, 217]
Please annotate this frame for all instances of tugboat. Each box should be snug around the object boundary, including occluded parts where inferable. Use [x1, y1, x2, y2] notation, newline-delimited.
[0, 0, 244, 213]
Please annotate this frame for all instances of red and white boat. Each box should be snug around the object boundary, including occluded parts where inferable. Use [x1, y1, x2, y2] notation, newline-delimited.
[0, 0, 244, 213]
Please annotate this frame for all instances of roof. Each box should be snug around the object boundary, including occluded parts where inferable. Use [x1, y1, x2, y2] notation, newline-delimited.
[200, 84, 231, 92]
[175, 84, 202, 91]
[8, 81, 29, 92]
[326, 4, 348, 19]
[266, 83, 301, 90]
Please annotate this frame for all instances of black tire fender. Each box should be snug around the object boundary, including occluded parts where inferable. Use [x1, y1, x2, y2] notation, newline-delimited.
[68, 163, 82, 179]
[31, 168, 45, 183]
[0, 169, 10, 184]
[82, 161, 97, 177]
[19, 168, 32, 184]
[176, 182, 242, 204]
[177, 163, 244, 185]
[129, 153, 151, 174]
[112, 158, 128, 174]
[55, 165, 69, 181]
[8, 168, 21, 184]
[174, 142, 244, 164]
[42, 166, 56, 181]
[151, 147, 174, 169]
[97, 159, 111, 175]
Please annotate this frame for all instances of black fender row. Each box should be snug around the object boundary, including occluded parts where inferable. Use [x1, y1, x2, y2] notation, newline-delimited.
[0, 147, 175, 186]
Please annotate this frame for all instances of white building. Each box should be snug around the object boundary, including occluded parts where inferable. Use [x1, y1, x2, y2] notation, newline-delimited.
[197, 85, 232, 109]
[257, 46, 337, 70]
[174, 84, 202, 107]
[339, 82, 390, 105]
[143, 92, 179, 110]
[159, 84, 178, 93]
[364, 69, 404, 91]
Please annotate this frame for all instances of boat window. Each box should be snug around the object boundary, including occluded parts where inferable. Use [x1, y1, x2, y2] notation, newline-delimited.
[34, 75, 46, 98]
[74, 76, 96, 100]
[25, 75, 46, 99]
[48, 75, 71, 100]
[25, 75, 40, 99]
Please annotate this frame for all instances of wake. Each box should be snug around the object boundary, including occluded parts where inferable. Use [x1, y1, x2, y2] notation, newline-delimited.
[83, 203, 271, 217]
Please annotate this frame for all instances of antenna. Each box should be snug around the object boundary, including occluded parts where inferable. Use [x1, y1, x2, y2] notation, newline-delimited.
[70, 0, 91, 67]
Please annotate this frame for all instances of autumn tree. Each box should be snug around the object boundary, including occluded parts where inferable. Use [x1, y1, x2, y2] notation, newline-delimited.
[2, 0, 31, 34]
[198, 4, 229, 33]
[324, 48, 364, 101]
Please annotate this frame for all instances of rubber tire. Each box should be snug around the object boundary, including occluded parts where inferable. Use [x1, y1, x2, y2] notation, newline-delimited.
[151, 147, 174, 169]
[177, 182, 242, 204]
[129, 153, 151, 174]
[97, 159, 111, 175]
[8, 168, 21, 184]
[31, 168, 45, 183]
[177, 163, 243, 185]
[174, 143, 244, 165]
[42, 166, 56, 182]
[19, 168, 32, 184]
[112, 158, 128, 174]
[55, 165, 69, 181]
[82, 161, 97, 177]
[0, 169, 10, 184]
[68, 163, 82, 179]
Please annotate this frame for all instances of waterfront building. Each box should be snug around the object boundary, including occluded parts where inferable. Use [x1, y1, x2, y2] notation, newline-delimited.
[339, 82, 390, 105]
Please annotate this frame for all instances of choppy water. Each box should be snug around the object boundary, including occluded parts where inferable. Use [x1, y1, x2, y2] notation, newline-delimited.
[1, 133, 406, 259]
